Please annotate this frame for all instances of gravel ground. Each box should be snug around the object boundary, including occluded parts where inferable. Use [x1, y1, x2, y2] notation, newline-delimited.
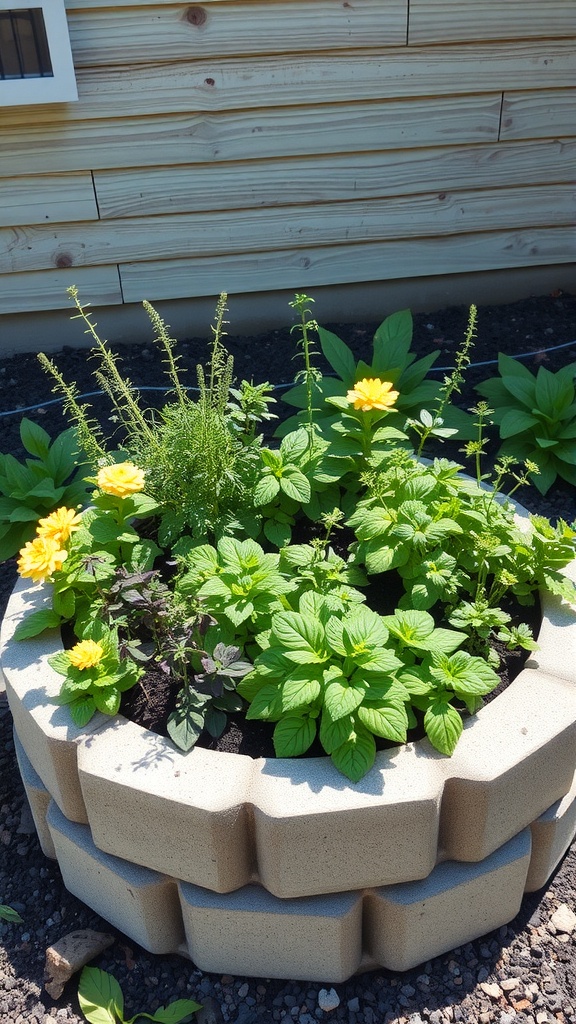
[0, 289, 576, 1024]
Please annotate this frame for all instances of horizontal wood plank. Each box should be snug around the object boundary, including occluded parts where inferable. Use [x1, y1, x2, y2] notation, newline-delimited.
[2, 42, 574, 126]
[500, 90, 576, 141]
[93, 140, 576, 219]
[0, 265, 122, 315]
[119, 226, 576, 302]
[0, 174, 98, 228]
[3, 185, 574, 273]
[0, 96, 502, 177]
[409, 0, 576, 43]
[68, 1, 407, 66]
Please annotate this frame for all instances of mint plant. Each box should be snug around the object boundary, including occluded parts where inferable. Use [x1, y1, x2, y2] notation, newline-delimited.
[475, 353, 576, 493]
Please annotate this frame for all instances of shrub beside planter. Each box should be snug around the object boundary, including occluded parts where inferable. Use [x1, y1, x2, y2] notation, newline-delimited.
[2, 545, 576, 982]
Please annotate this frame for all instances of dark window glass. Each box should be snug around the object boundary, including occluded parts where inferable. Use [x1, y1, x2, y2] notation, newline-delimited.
[0, 8, 53, 80]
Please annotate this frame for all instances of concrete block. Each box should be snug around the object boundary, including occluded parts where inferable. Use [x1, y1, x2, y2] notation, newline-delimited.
[46, 801, 184, 954]
[179, 881, 363, 982]
[365, 829, 532, 972]
[526, 770, 576, 892]
[13, 728, 56, 860]
[78, 717, 255, 893]
[438, 668, 576, 862]
[251, 744, 445, 897]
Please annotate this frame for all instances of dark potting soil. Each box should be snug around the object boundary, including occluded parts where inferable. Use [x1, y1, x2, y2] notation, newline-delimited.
[0, 290, 576, 1024]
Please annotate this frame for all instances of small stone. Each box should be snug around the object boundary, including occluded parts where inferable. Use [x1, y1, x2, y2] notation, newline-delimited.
[480, 983, 502, 1000]
[499, 1014, 516, 1024]
[44, 929, 115, 998]
[196, 999, 224, 1024]
[347, 998, 360, 1013]
[536, 1014, 553, 1024]
[500, 979, 520, 992]
[237, 983, 249, 999]
[317, 989, 340, 1012]
[550, 903, 576, 934]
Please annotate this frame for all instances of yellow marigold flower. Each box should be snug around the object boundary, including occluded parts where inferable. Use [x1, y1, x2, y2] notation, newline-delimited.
[68, 639, 104, 670]
[36, 506, 83, 544]
[346, 378, 399, 412]
[97, 462, 145, 498]
[17, 536, 68, 584]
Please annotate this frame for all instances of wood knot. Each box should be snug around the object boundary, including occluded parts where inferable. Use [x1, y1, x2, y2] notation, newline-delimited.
[185, 6, 207, 25]
[204, 77, 215, 86]
[55, 253, 73, 268]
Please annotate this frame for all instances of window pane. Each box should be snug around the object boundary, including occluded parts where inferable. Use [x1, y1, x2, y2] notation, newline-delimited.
[0, 8, 53, 80]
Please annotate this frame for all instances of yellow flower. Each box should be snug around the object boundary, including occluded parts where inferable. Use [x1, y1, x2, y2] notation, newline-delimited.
[346, 378, 399, 412]
[68, 639, 104, 670]
[17, 536, 68, 584]
[36, 506, 83, 544]
[97, 462, 145, 498]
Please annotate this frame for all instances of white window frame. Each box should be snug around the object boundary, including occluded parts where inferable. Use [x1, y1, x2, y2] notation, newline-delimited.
[0, 1, 77, 105]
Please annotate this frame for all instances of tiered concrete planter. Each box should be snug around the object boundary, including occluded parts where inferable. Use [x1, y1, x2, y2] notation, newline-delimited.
[2, 546, 576, 982]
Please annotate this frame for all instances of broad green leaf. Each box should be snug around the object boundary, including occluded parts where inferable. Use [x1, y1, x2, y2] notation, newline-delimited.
[535, 365, 572, 420]
[280, 428, 310, 463]
[424, 700, 463, 756]
[319, 711, 355, 753]
[260, 448, 283, 471]
[331, 728, 376, 782]
[13, 609, 62, 640]
[8, 506, 41, 523]
[342, 606, 389, 652]
[318, 326, 357, 384]
[78, 967, 124, 1024]
[430, 652, 498, 696]
[324, 674, 366, 720]
[53, 588, 76, 620]
[245, 683, 283, 721]
[281, 669, 322, 712]
[373, 309, 413, 369]
[167, 703, 204, 751]
[273, 715, 316, 757]
[357, 702, 408, 742]
[48, 650, 72, 675]
[501, 375, 536, 409]
[19, 418, 51, 459]
[253, 474, 281, 506]
[69, 695, 97, 728]
[92, 685, 121, 717]
[384, 609, 435, 645]
[279, 469, 311, 503]
[499, 409, 540, 438]
[271, 611, 325, 661]
[263, 517, 292, 548]
[140, 998, 203, 1024]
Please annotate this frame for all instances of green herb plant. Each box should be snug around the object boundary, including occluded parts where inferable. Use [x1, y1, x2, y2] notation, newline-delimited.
[0, 418, 88, 560]
[475, 353, 576, 493]
[78, 966, 201, 1024]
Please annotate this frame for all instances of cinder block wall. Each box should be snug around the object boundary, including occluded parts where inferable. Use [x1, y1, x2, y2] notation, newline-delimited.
[0, 0, 575, 319]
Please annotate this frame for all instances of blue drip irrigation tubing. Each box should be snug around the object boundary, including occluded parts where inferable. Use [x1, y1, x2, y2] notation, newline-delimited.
[1, 338, 575, 419]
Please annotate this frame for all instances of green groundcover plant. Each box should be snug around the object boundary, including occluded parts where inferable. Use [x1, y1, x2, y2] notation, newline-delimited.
[9, 290, 576, 782]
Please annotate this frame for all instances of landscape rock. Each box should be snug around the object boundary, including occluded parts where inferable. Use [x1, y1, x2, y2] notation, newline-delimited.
[550, 904, 576, 934]
[43, 929, 115, 998]
[317, 988, 340, 1012]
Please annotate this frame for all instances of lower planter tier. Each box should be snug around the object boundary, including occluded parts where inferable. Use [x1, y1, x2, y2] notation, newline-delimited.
[17, 735, 576, 981]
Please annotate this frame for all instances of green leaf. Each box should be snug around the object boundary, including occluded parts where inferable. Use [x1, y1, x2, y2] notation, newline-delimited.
[140, 999, 203, 1024]
[8, 506, 41, 523]
[263, 517, 292, 548]
[53, 588, 76, 620]
[281, 668, 322, 712]
[324, 673, 366, 720]
[373, 309, 413, 370]
[535, 365, 571, 420]
[253, 474, 281, 506]
[167, 703, 205, 752]
[319, 711, 354, 754]
[273, 715, 316, 757]
[271, 611, 325, 662]
[0, 903, 23, 923]
[92, 685, 122, 717]
[280, 428, 310, 463]
[424, 699, 463, 756]
[279, 469, 311, 503]
[19, 418, 51, 459]
[13, 609, 62, 640]
[78, 967, 124, 1024]
[331, 728, 376, 782]
[317, 326, 357, 384]
[357, 702, 408, 742]
[245, 683, 283, 720]
[430, 652, 499, 695]
[69, 695, 97, 728]
[499, 409, 540, 438]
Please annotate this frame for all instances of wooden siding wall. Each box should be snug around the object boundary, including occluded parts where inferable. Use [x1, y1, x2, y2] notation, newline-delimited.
[0, 0, 575, 315]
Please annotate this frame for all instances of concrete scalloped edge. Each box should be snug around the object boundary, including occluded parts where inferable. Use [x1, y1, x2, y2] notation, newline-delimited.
[2, 528, 576, 981]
